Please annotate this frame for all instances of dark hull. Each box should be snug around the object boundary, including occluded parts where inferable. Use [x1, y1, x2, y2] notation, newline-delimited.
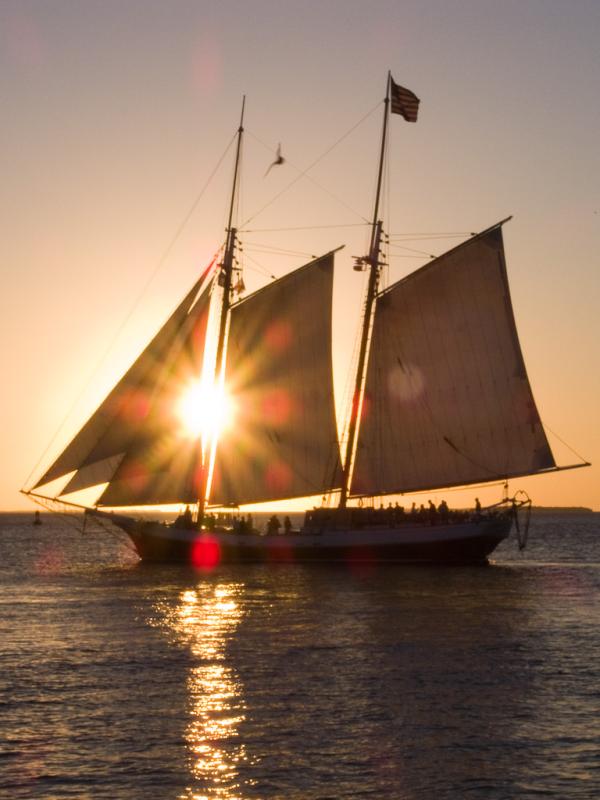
[100, 512, 512, 565]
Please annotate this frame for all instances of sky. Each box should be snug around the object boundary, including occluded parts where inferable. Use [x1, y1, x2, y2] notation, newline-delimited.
[2, 0, 599, 511]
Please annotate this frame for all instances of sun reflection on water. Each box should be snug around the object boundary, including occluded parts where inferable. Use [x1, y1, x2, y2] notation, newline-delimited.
[169, 584, 248, 799]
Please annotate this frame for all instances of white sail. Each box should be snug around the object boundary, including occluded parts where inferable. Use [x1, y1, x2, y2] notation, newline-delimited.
[351, 225, 555, 497]
[211, 253, 343, 506]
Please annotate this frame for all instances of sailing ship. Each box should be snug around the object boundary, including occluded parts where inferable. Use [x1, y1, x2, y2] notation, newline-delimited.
[23, 75, 589, 564]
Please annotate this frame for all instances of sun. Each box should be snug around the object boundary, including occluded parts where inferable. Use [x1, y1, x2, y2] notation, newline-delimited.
[177, 379, 234, 442]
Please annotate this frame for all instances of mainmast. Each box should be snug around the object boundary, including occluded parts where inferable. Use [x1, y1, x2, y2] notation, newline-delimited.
[339, 73, 390, 508]
[197, 97, 245, 521]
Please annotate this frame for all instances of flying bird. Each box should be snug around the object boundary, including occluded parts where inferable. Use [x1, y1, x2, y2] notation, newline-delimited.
[264, 143, 284, 176]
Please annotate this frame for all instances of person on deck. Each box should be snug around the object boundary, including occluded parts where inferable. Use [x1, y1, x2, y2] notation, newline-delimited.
[438, 500, 449, 524]
[267, 515, 281, 534]
[428, 500, 438, 525]
[175, 506, 193, 528]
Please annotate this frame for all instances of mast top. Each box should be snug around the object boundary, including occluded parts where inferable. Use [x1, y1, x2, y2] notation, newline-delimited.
[225, 96, 246, 238]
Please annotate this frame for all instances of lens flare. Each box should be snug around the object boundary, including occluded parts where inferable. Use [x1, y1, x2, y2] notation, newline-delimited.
[177, 379, 235, 442]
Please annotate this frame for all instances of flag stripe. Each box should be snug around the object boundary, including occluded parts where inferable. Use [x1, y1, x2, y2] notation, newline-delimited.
[390, 78, 420, 122]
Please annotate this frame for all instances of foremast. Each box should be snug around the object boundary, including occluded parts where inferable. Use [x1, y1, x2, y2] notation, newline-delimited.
[339, 73, 391, 508]
[197, 97, 245, 521]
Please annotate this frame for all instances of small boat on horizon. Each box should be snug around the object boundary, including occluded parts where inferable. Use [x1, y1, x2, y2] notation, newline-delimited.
[23, 74, 589, 564]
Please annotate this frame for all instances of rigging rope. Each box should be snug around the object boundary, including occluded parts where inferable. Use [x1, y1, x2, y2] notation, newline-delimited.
[242, 101, 381, 228]
[387, 254, 432, 260]
[241, 223, 368, 233]
[387, 241, 436, 258]
[542, 423, 590, 465]
[387, 231, 474, 239]
[28, 494, 86, 533]
[244, 242, 317, 258]
[241, 251, 278, 280]
[26, 495, 138, 555]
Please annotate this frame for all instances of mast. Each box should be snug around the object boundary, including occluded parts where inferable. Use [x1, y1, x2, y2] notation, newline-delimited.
[339, 73, 390, 508]
[216, 95, 245, 375]
[197, 97, 245, 521]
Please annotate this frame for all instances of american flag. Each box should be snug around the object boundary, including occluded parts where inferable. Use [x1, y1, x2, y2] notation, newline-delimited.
[390, 78, 420, 122]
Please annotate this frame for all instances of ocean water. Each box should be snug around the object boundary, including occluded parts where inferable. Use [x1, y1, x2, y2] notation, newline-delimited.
[1, 512, 599, 799]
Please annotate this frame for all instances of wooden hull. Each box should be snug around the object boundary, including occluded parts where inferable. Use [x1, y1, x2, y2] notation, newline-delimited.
[100, 512, 512, 565]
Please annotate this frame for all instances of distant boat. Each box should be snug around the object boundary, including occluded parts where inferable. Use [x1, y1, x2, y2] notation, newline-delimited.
[33, 510, 42, 526]
[23, 74, 589, 564]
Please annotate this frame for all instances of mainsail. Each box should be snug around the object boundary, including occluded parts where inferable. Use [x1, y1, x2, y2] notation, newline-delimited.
[211, 252, 343, 505]
[33, 272, 214, 503]
[350, 225, 556, 496]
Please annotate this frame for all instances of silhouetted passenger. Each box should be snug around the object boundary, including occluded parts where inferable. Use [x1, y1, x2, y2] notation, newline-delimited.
[175, 506, 193, 528]
[438, 500, 449, 524]
[267, 515, 281, 534]
[398, 505, 405, 524]
[428, 500, 438, 525]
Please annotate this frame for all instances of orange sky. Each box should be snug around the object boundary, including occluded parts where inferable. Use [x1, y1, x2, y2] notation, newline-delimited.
[2, 0, 599, 511]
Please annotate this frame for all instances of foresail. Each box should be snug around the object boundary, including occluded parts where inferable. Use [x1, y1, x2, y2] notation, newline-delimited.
[33, 266, 213, 502]
[96, 447, 201, 506]
[33, 276, 207, 494]
[350, 225, 555, 497]
[211, 252, 343, 506]
[96, 281, 213, 506]
[60, 454, 125, 496]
